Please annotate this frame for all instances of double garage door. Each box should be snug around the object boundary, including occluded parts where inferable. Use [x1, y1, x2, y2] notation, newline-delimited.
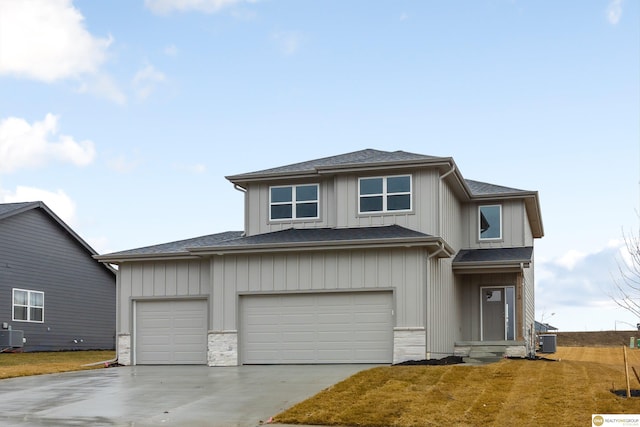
[134, 292, 393, 365]
[241, 291, 393, 364]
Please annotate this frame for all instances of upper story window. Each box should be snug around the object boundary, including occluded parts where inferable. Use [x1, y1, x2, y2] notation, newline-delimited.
[270, 184, 319, 220]
[13, 288, 44, 323]
[479, 205, 502, 240]
[359, 175, 412, 214]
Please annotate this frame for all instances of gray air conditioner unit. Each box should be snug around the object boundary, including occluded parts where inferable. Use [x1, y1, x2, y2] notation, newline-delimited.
[0, 330, 24, 348]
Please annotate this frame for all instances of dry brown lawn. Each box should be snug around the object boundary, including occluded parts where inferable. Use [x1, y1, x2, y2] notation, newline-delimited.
[274, 346, 640, 427]
[0, 350, 115, 379]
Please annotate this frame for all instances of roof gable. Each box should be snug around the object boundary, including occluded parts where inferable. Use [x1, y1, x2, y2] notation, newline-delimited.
[0, 201, 115, 275]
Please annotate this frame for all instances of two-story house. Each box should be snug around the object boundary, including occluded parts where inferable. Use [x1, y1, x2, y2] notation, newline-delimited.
[1, 201, 116, 352]
[96, 149, 543, 366]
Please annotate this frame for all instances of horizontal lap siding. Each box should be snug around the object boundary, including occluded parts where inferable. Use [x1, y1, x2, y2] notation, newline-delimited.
[0, 209, 115, 351]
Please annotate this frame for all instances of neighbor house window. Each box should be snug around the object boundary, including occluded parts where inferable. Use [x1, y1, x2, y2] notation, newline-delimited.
[270, 184, 319, 220]
[359, 175, 412, 213]
[12, 289, 44, 322]
[479, 205, 502, 240]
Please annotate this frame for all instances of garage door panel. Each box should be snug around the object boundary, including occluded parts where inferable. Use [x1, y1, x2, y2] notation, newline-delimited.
[241, 292, 393, 364]
[135, 300, 207, 365]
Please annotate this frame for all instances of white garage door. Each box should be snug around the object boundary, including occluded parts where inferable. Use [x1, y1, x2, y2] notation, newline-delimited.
[241, 292, 393, 364]
[135, 300, 207, 365]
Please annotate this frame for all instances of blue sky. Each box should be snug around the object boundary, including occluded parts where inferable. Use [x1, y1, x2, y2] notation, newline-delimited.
[0, 0, 638, 331]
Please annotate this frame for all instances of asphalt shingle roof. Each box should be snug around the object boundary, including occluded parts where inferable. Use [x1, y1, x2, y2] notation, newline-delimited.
[465, 179, 527, 196]
[228, 149, 444, 178]
[0, 201, 38, 219]
[104, 231, 245, 256]
[213, 225, 432, 246]
[452, 247, 533, 264]
[101, 225, 434, 257]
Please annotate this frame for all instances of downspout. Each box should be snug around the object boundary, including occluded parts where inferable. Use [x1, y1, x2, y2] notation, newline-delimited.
[424, 242, 446, 360]
[425, 164, 455, 361]
[233, 184, 248, 237]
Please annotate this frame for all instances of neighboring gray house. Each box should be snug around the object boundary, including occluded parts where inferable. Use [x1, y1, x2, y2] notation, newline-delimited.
[0, 202, 116, 352]
[535, 321, 558, 333]
[96, 149, 544, 366]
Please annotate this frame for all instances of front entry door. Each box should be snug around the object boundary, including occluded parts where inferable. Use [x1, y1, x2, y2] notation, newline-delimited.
[482, 287, 506, 340]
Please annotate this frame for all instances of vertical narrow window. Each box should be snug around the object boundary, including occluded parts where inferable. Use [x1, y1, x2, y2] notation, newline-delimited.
[270, 184, 319, 220]
[359, 175, 411, 213]
[479, 205, 502, 240]
[13, 289, 44, 322]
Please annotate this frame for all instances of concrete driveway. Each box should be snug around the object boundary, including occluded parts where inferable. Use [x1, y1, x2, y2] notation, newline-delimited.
[0, 364, 376, 427]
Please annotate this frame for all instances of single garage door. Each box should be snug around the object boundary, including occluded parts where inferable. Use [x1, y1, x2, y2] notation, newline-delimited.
[135, 299, 207, 365]
[241, 292, 393, 364]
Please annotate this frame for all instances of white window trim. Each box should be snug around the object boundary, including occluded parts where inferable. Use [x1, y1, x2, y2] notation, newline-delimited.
[269, 184, 320, 221]
[12, 288, 45, 323]
[478, 204, 503, 241]
[358, 175, 412, 214]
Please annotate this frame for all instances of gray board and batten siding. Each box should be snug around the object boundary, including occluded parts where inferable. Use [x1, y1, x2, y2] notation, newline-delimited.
[0, 202, 115, 351]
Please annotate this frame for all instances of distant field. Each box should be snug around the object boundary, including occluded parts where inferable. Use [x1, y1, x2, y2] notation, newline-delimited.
[556, 330, 640, 347]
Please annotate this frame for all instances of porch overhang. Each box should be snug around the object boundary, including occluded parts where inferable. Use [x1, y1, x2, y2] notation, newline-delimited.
[452, 247, 533, 274]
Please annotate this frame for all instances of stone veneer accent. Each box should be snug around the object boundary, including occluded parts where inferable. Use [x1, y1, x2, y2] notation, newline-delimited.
[208, 330, 238, 366]
[117, 333, 131, 366]
[393, 327, 426, 363]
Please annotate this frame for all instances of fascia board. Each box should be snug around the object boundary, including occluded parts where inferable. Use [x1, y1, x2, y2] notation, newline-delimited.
[314, 158, 454, 174]
[187, 237, 451, 256]
[452, 260, 531, 273]
[226, 172, 320, 185]
[93, 253, 201, 264]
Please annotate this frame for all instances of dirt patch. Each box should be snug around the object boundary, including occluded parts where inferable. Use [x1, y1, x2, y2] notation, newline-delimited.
[555, 330, 640, 347]
[393, 356, 464, 366]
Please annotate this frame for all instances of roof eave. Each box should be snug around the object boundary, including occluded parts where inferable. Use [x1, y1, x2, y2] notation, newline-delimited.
[452, 260, 531, 274]
[314, 158, 454, 174]
[226, 158, 457, 186]
[188, 236, 454, 257]
[93, 252, 201, 264]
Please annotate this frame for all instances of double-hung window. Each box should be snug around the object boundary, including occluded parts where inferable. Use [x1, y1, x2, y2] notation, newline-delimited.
[12, 289, 44, 322]
[479, 205, 502, 240]
[359, 175, 412, 213]
[270, 184, 319, 220]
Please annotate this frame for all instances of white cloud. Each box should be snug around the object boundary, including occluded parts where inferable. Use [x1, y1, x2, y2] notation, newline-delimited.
[132, 63, 166, 101]
[76, 73, 127, 105]
[164, 44, 178, 56]
[0, 0, 112, 82]
[536, 243, 626, 330]
[1, 185, 77, 226]
[107, 154, 140, 173]
[271, 31, 303, 56]
[172, 162, 207, 174]
[400, 12, 409, 21]
[145, 0, 249, 14]
[0, 114, 96, 173]
[555, 249, 587, 270]
[607, 0, 623, 25]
